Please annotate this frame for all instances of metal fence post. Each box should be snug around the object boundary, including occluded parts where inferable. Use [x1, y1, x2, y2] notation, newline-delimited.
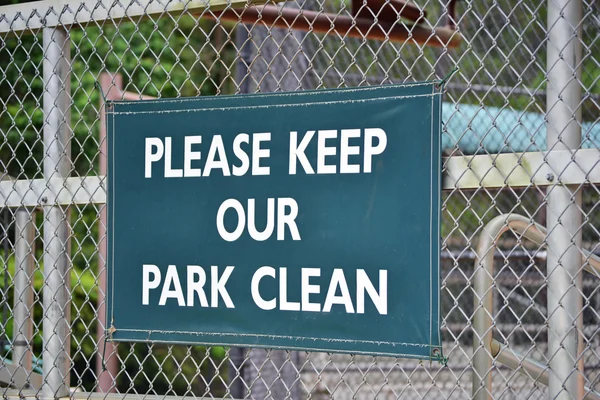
[233, 14, 314, 397]
[12, 208, 35, 382]
[96, 72, 121, 393]
[42, 27, 72, 399]
[546, 0, 584, 398]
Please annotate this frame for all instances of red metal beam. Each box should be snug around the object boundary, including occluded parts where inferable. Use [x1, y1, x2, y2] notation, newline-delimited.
[352, 0, 427, 24]
[207, 5, 461, 48]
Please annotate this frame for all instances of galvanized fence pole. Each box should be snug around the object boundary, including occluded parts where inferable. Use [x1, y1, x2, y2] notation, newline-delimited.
[234, 14, 314, 397]
[12, 208, 36, 381]
[95, 72, 121, 393]
[229, 29, 249, 394]
[42, 27, 72, 399]
[546, 0, 584, 398]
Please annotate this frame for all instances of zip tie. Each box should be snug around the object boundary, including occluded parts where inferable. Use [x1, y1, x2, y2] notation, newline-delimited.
[431, 347, 448, 366]
[101, 334, 108, 371]
[101, 326, 116, 371]
[438, 66, 459, 89]
[95, 80, 109, 105]
[438, 354, 449, 366]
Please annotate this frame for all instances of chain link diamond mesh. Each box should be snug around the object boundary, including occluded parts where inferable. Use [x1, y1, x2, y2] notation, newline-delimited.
[0, 0, 599, 398]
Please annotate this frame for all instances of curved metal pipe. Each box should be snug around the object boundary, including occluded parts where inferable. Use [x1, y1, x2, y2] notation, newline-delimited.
[472, 213, 600, 400]
[491, 339, 600, 400]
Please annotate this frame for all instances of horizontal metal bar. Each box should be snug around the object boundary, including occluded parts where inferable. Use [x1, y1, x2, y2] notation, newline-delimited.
[352, 0, 427, 23]
[86, 394, 233, 400]
[491, 339, 600, 400]
[449, 323, 600, 336]
[0, 176, 105, 208]
[490, 339, 548, 382]
[444, 81, 600, 104]
[0, 361, 42, 390]
[0, 391, 234, 400]
[0, 0, 262, 34]
[583, 249, 600, 276]
[444, 148, 600, 189]
[3, 149, 600, 207]
[206, 5, 460, 48]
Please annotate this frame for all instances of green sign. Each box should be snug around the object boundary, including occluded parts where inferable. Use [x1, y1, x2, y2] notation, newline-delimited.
[106, 82, 443, 360]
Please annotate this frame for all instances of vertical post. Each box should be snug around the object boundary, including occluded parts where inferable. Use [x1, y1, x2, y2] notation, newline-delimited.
[42, 27, 72, 399]
[228, 27, 250, 400]
[546, 0, 584, 398]
[233, 15, 314, 397]
[12, 208, 35, 381]
[95, 72, 121, 393]
[472, 245, 494, 400]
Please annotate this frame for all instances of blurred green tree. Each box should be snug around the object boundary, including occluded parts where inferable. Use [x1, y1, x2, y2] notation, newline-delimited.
[0, 1, 234, 393]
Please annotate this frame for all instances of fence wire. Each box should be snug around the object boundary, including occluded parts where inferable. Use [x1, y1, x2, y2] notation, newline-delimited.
[0, 0, 599, 398]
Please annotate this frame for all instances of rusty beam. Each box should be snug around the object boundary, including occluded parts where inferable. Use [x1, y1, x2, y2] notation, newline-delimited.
[353, 0, 426, 24]
[207, 5, 461, 48]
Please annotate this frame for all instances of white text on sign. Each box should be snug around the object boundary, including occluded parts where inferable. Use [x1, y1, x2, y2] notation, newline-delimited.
[144, 128, 387, 178]
[141, 128, 389, 315]
[143, 128, 388, 242]
[142, 265, 388, 315]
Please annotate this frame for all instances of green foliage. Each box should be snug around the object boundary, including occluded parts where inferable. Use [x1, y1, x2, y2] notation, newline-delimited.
[0, 254, 97, 355]
[1, 11, 234, 394]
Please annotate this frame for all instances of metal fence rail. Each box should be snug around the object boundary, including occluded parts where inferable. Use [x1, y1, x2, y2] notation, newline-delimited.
[0, 0, 599, 398]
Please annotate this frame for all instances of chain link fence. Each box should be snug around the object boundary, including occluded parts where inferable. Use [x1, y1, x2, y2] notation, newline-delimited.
[0, 0, 599, 398]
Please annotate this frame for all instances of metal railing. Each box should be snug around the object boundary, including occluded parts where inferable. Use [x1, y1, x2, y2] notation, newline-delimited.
[473, 214, 600, 400]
